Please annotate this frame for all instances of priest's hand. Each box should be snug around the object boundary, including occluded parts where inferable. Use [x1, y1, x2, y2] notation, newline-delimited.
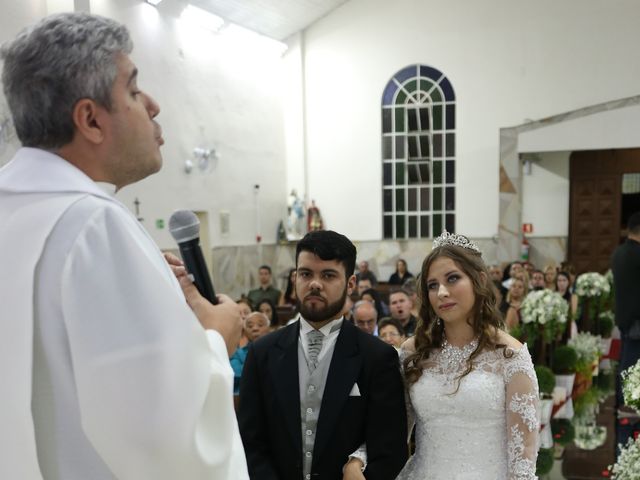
[164, 252, 242, 355]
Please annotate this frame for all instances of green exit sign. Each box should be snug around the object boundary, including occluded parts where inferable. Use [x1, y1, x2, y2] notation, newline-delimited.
[156, 219, 165, 229]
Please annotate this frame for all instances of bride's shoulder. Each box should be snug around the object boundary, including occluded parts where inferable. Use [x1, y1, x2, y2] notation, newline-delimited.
[495, 330, 523, 351]
[400, 337, 416, 358]
[492, 330, 536, 381]
[490, 330, 533, 364]
[401, 336, 416, 352]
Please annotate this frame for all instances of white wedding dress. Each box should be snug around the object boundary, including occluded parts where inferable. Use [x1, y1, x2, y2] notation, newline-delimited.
[397, 340, 539, 480]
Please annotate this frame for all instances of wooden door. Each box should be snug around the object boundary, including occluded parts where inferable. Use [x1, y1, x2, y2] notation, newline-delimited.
[569, 149, 640, 274]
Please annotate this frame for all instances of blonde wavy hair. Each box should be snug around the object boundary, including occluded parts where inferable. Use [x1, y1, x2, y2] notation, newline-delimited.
[403, 244, 508, 390]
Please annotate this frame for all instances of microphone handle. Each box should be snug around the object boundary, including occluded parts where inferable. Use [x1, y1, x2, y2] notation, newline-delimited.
[178, 238, 218, 305]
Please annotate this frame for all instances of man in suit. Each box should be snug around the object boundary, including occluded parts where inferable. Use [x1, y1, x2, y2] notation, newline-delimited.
[239, 230, 407, 480]
[612, 211, 640, 445]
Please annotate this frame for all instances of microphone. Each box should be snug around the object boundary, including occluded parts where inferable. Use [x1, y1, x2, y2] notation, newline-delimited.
[169, 210, 218, 305]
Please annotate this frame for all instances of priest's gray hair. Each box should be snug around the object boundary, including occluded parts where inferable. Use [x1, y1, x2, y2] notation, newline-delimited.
[0, 12, 132, 149]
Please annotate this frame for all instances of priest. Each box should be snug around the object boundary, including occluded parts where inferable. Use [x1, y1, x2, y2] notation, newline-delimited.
[0, 12, 248, 480]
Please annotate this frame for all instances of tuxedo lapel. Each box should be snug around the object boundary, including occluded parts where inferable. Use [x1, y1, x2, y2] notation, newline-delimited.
[313, 321, 362, 463]
[270, 322, 302, 456]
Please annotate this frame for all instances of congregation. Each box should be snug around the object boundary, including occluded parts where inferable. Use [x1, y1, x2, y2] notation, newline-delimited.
[230, 254, 580, 399]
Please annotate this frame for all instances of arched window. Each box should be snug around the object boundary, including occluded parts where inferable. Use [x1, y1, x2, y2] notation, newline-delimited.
[381, 65, 456, 239]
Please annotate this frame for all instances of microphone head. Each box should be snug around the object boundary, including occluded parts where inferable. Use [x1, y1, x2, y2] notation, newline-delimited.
[169, 210, 200, 243]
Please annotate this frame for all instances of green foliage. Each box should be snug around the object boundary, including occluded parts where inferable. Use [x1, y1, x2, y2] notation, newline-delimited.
[551, 419, 575, 446]
[573, 385, 608, 419]
[535, 365, 556, 396]
[552, 345, 578, 375]
[536, 447, 555, 476]
[511, 324, 524, 343]
[595, 367, 616, 395]
[598, 314, 615, 338]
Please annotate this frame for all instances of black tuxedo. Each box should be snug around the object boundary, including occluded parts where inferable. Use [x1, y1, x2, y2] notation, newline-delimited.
[238, 319, 408, 480]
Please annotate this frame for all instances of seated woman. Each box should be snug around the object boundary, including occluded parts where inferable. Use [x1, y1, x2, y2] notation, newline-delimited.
[543, 264, 558, 291]
[278, 268, 297, 306]
[230, 312, 271, 396]
[378, 317, 406, 350]
[388, 258, 414, 285]
[256, 298, 280, 329]
[503, 277, 527, 332]
[556, 271, 578, 342]
[360, 287, 389, 319]
[236, 298, 253, 349]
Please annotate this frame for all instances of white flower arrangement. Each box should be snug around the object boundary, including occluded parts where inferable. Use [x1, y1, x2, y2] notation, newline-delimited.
[610, 436, 640, 479]
[521, 289, 569, 326]
[568, 332, 602, 366]
[621, 360, 640, 412]
[575, 272, 611, 298]
[573, 424, 607, 450]
[518, 289, 568, 344]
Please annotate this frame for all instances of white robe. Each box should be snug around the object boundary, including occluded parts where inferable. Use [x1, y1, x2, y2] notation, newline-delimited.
[0, 148, 248, 479]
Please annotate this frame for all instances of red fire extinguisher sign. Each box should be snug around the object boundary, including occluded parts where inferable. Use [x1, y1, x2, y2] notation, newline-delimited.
[522, 223, 533, 234]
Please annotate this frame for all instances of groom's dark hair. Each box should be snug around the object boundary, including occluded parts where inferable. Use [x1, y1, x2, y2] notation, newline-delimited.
[296, 230, 356, 280]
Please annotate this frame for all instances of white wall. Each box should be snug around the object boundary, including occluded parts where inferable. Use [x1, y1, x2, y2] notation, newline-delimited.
[282, 32, 306, 201]
[519, 103, 640, 154]
[296, 0, 640, 240]
[519, 103, 640, 239]
[1, 0, 288, 248]
[0, 0, 47, 165]
[4, 0, 640, 249]
[521, 152, 570, 237]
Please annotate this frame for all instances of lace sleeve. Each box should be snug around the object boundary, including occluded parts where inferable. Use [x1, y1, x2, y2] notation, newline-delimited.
[399, 345, 415, 441]
[504, 345, 539, 480]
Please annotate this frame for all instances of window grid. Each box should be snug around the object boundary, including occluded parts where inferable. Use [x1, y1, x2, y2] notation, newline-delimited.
[381, 65, 456, 240]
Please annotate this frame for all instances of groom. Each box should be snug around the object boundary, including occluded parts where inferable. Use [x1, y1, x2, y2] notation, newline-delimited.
[238, 230, 407, 479]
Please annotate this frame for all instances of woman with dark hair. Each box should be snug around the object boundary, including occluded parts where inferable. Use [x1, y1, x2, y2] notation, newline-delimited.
[556, 271, 572, 303]
[256, 298, 280, 328]
[388, 258, 414, 285]
[278, 268, 297, 306]
[556, 271, 578, 342]
[360, 287, 388, 319]
[397, 232, 539, 479]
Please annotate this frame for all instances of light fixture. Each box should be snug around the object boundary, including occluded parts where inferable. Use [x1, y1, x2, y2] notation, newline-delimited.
[180, 5, 224, 32]
[184, 147, 219, 174]
[193, 147, 218, 172]
[144, 0, 163, 6]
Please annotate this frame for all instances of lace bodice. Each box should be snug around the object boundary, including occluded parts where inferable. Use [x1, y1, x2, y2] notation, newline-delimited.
[397, 342, 539, 480]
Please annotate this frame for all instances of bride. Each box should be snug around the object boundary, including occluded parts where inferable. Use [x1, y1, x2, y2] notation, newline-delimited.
[398, 232, 539, 479]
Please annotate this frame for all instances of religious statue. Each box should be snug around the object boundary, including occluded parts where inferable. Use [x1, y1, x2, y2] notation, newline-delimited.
[287, 189, 305, 240]
[307, 200, 324, 232]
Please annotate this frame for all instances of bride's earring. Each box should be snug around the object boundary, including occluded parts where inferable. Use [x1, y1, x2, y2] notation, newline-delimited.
[436, 317, 442, 326]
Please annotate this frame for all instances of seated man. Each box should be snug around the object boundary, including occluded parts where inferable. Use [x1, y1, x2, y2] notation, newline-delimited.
[356, 273, 375, 296]
[355, 260, 378, 286]
[388, 288, 417, 337]
[530, 269, 546, 291]
[247, 265, 281, 307]
[353, 300, 378, 335]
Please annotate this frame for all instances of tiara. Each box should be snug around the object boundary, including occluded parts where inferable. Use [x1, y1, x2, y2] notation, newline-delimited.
[432, 230, 481, 254]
